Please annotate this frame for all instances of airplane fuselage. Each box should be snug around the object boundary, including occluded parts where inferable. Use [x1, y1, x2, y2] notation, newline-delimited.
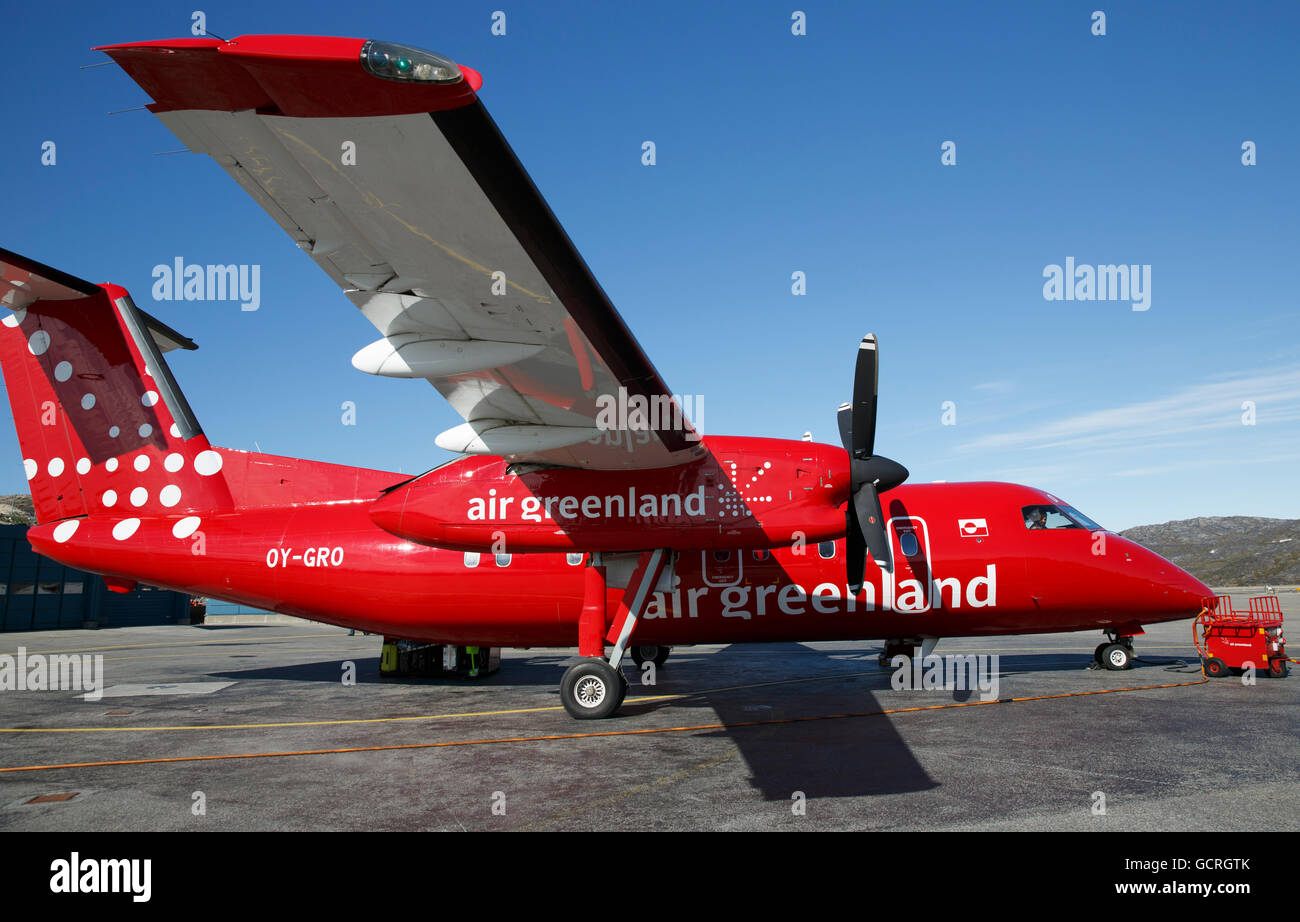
[28, 440, 1208, 646]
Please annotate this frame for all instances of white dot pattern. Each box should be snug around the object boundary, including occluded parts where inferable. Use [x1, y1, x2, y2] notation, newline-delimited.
[194, 450, 222, 476]
[112, 518, 141, 541]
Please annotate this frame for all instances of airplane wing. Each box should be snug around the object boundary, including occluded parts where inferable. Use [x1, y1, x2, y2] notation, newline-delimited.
[98, 35, 703, 471]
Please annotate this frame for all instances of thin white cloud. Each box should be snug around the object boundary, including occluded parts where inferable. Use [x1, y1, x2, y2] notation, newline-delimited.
[956, 367, 1300, 454]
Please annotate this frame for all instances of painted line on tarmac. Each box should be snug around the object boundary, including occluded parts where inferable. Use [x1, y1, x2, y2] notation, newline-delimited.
[0, 632, 347, 656]
[0, 676, 1209, 773]
[0, 670, 880, 733]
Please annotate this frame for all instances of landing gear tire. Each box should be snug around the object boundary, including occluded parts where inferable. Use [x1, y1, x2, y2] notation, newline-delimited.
[1093, 643, 1109, 665]
[1100, 643, 1132, 671]
[560, 659, 627, 720]
[631, 644, 670, 667]
[1204, 657, 1229, 678]
[1267, 658, 1289, 678]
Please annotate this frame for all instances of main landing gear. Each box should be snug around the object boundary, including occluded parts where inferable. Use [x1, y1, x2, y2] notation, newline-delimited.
[559, 549, 671, 720]
[560, 659, 628, 720]
[1093, 631, 1137, 670]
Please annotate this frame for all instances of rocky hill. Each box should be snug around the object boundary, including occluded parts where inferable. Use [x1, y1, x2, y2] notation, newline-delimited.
[0, 493, 34, 525]
[1122, 516, 1300, 586]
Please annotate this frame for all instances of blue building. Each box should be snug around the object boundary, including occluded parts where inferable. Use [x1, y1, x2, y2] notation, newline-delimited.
[0, 524, 191, 631]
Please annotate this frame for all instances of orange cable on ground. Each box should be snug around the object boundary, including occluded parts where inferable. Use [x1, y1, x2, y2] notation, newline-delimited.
[0, 674, 1208, 774]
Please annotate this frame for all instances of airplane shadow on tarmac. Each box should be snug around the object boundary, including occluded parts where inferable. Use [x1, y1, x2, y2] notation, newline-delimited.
[620, 642, 941, 800]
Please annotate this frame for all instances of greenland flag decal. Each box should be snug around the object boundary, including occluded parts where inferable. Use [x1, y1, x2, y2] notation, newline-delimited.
[958, 518, 988, 538]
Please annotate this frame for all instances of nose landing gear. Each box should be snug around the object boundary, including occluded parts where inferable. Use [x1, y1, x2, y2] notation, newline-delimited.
[1093, 631, 1137, 670]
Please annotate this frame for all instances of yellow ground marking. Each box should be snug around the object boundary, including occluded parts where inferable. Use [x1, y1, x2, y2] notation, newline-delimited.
[1, 632, 346, 656]
[0, 676, 1209, 774]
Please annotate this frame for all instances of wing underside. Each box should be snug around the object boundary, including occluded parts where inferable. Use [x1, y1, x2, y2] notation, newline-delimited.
[101, 36, 703, 471]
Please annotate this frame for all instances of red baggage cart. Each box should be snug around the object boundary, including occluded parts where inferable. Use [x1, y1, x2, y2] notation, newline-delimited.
[1195, 594, 1288, 678]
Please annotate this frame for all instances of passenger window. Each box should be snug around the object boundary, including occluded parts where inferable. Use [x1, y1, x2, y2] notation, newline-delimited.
[818, 541, 836, 559]
[751, 549, 770, 561]
[463, 552, 481, 567]
[899, 532, 920, 557]
[565, 553, 584, 566]
[712, 550, 731, 563]
[495, 553, 512, 567]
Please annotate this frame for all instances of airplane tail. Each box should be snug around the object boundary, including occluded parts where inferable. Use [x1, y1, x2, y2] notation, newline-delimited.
[0, 248, 234, 525]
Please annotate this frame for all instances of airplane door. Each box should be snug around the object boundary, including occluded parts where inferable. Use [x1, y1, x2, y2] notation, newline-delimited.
[701, 548, 743, 587]
[888, 516, 933, 613]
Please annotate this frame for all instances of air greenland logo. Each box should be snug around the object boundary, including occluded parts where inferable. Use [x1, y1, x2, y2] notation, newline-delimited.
[49, 853, 151, 902]
[469, 486, 708, 522]
[715, 565, 997, 619]
[958, 518, 988, 538]
[151, 257, 260, 311]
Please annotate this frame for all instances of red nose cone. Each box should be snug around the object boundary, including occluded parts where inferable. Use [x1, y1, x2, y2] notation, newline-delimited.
[1119, 537, 1213, 618]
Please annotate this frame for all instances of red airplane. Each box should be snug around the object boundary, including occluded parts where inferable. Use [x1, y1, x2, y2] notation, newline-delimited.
[0, 34, 1210, 719]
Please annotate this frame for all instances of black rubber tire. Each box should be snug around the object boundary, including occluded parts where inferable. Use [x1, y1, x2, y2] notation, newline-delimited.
[631, 644, 670, 667]
[1100, 643, 1132, 671]
[1204, 657, 1229, 678]
[1094, 643, 1109, 665]
[1267, 658, 1289, 678]
[560, 660, 624, 720]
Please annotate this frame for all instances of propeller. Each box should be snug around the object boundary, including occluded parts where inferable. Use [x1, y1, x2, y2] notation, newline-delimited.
[838, 335, 909, 590]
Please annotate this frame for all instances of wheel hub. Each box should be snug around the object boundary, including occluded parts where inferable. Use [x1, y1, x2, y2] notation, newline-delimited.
[575, 676, 606, 708]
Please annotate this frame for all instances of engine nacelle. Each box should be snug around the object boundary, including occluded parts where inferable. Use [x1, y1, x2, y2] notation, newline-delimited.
[369, 435, 849, 553]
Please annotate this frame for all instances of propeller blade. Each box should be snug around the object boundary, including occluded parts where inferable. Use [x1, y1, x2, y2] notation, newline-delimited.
[845, 504, 866, 591]
[854, 482, 892, 571]
[850, 335, 879, 459]
[836, 402, 852, 453]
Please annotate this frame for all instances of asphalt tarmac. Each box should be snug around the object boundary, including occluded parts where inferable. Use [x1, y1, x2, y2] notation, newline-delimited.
[2, 589, 1296, 831]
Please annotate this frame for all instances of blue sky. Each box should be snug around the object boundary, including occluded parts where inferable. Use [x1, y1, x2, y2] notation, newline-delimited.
[3, 0, 1298, 530]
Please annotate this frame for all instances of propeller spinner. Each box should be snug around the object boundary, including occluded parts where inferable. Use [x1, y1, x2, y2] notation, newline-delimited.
[837, 335, 909, 590]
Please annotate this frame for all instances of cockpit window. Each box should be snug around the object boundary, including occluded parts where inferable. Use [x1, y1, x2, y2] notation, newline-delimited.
[1021, 504, 1105, 531]
[1061, 505, 1103, 531]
